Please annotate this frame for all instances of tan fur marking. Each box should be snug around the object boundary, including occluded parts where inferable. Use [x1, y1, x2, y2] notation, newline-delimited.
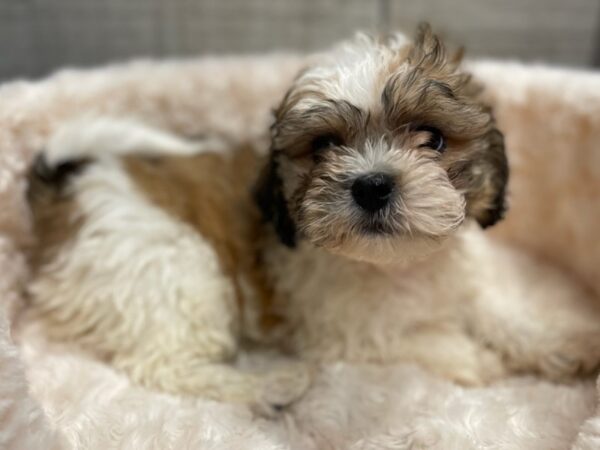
[124, 147, 280, 331]
[26, 174, 83, 275]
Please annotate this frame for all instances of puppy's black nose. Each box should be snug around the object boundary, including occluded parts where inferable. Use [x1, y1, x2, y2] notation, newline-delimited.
[351, 173, 395, 212]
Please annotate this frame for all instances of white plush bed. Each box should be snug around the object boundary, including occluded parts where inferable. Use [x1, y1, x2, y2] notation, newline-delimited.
[0, 55, 599, 450]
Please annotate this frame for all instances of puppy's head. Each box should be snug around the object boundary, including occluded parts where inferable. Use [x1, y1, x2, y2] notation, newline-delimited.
[256, 25, 508, 264]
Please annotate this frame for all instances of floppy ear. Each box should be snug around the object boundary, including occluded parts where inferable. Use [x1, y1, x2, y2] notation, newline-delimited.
[464, 128, 509, 228]
[253, 155, 297, 247]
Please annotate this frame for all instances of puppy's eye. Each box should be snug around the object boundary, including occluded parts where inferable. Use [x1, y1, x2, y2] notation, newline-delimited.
[415, 125, 446, 153]
[310, 133, 344, 152]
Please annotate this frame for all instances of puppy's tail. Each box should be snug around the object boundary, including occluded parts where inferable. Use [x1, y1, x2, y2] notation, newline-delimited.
[29, 117, 224, 187]
[41, 117, 221, 167]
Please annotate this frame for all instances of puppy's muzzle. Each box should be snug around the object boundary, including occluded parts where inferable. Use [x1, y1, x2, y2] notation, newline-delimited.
[351, 172, 395, 212]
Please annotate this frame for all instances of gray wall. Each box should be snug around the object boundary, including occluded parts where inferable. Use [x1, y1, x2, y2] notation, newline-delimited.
[1, 0, 599, 81]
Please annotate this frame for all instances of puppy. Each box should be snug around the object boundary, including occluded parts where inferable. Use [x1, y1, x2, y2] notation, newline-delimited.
[25, 26, 600, 414]
[255, 26, 600, 383]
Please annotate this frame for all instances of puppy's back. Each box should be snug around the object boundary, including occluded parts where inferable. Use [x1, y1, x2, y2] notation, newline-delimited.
[25, 118, 272, 342]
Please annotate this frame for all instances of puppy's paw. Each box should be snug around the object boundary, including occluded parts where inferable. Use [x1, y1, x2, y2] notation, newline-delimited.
[539, 330, 600, 380]
[427, 347, 506, 387]
[252, 363, 313, 418]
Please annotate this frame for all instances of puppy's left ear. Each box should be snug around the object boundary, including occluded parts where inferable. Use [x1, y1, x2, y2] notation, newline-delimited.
[253, 155, 297, 247]
[463, 127, 509, 228]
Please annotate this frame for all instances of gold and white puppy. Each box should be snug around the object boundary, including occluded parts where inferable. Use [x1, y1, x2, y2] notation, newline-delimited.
[26, 27, 600, 411]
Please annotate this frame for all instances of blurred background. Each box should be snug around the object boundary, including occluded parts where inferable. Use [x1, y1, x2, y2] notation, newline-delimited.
[1, 0, 599, 81]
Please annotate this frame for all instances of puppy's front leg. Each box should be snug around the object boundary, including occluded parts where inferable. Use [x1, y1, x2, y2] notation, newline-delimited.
[468, 242, 600, 380]
[397, 327, 506, 385]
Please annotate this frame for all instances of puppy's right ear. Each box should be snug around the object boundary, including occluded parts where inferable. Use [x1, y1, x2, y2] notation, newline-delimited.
[253, 155, 297, 248]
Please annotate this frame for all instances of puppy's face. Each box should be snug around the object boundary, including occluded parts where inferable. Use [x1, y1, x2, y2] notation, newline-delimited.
[256, 26, 508, 264]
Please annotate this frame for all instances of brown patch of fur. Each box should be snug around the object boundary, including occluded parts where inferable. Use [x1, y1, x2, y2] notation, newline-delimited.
[451, 129, 508, 227]
[273, 99, 369, 160]
[26, 171, 83, 276]
[124, 146, 281, 331]
[383, 26, 490, 138]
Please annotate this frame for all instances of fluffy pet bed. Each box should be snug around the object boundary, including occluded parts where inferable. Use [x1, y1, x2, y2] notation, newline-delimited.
[0, 54, 599, 450]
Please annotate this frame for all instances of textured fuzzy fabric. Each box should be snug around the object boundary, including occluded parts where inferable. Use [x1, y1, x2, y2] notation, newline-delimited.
[0, 56, 599, 449]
